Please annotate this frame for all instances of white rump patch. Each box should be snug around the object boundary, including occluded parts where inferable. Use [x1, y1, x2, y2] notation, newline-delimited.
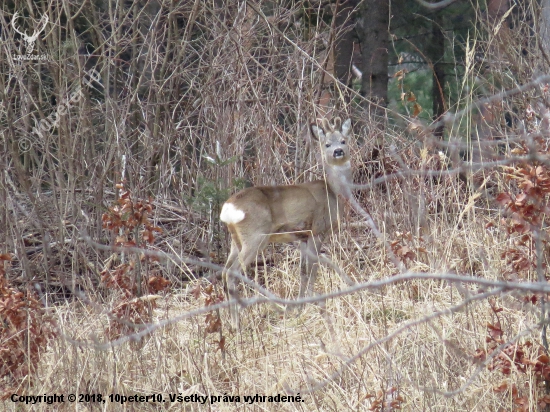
[220, 202, 245, 224]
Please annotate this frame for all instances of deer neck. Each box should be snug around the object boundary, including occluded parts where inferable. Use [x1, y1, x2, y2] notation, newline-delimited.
[325, 160, 352, 199]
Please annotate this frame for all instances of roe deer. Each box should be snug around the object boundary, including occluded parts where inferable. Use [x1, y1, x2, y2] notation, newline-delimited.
[220, 117, 353, 325]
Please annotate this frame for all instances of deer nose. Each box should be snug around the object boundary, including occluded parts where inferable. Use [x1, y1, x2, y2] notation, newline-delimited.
[333, 149, 344, 158]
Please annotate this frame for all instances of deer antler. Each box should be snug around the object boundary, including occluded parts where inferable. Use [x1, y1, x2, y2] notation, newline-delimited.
[11, 12, 26, 37]
[11, 12, 49, 41]
[32, 14, 49, 40]
[321, 118, 333, 132]
[333, 117, 342, 131]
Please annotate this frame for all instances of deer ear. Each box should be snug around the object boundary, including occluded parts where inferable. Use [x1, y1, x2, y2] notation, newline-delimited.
[311, 124, 325, 140]
[333, 117, 341, 131]
[341, 118, 352, 137]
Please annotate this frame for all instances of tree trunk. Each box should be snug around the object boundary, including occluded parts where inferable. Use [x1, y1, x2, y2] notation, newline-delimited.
[356, 0, 389, 116]
[540, 0, 550, 60]
[430, 13, 445, 138]
[334, 0, 359, 88]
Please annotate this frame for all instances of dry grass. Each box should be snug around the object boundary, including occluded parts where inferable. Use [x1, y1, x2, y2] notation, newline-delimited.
[5, 183, 543, 412]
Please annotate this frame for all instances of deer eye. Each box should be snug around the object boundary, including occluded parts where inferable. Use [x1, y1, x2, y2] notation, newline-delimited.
[325, 143, 331, 148]
[341, 140, 346, 144]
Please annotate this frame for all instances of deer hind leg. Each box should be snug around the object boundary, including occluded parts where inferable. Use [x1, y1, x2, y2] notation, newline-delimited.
[226, 231, 270, 327]
[222, 239, 242, 327]
[223, 239, 240, 299]
[299, 235, 321, 299]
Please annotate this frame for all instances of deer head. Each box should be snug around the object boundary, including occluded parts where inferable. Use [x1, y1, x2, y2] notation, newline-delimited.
[11, 12, 49, 55]
[311, 117, 353, 197]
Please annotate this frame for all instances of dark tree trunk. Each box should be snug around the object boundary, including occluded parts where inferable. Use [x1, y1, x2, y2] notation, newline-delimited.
[356, 0, 389, 115]
[430, 14, 445, 138]
[334, 0, 359, 88]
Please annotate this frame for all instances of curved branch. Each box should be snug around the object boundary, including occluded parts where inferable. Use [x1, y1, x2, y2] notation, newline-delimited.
[415, 0, 459, 10]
